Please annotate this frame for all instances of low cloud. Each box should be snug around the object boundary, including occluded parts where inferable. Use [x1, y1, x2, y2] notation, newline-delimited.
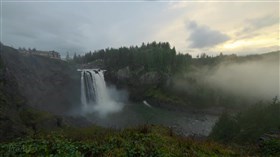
[187, 21, 230, 48]
[172, 52, 279, 104]
[196, 53, 279, 101]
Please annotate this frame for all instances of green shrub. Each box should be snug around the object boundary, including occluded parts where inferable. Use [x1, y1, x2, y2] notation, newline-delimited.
[0, 125, 237, 157]
[260, 139, 280, 156]
[210, 98, 280, 144]
[210, 113, 240, 143]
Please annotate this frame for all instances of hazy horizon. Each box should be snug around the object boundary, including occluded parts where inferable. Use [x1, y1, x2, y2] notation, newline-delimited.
[1, 1, 279, 57]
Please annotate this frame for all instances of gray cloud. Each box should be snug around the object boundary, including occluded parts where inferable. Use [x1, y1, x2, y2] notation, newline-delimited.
[1, 2, 278, 57]
[236, 15, 279, 39]
[187, 21, 230, 48]
[1, 2, 168, 57]
[248, 15, 279, 30]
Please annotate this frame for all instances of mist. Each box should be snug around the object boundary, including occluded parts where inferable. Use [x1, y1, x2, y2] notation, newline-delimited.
[85, 84, 128, 118]
[208, 61, 278, 100]
[92, 85, 128, 117]
[191, 54, 279, 101]
[72, 70, 129, 118]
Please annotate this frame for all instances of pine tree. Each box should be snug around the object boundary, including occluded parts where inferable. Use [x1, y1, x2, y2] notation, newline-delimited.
[66, 52, 70, 61]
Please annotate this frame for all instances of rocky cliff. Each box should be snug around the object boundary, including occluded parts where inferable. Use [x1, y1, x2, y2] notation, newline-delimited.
[0, 45, 92, 141]
[0, 50, 28, 140]
[104, 66, 171, 101]
[1, 45, 80, 114]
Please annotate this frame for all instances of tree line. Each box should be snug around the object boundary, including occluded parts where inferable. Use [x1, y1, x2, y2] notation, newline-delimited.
[71, 41, 258, 73]
[72, 42, 192, 73]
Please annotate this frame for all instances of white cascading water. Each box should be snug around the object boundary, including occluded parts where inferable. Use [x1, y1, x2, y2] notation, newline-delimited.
[80, 69, 122, 116]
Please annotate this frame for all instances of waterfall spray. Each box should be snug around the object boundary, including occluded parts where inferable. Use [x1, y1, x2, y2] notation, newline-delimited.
[79, 69, 123, 116]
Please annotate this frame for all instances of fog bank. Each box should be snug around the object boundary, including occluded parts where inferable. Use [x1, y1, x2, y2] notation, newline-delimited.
[197, 54, 279, 101]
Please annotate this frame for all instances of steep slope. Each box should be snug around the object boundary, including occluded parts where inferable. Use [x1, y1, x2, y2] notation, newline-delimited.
[0, 45, 93, 141]
[1, 45, 80, 114]
[0, 51, 28, 141]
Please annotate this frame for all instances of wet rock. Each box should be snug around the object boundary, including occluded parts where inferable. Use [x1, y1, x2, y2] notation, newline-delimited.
[140, 72, 161, 85]
[104, 68, 170, 102]
[82, 59, 105, 69]
[117, 66, 131, 81]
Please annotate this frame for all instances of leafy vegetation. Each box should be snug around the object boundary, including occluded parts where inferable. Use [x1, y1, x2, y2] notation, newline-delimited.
[1, 125, 239, 157]
[1, 44, 279, 156]
[260, 139, 280, 156]
[210, 98, 280, 156]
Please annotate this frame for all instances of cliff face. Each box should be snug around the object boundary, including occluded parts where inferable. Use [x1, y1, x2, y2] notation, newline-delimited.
[0, 45, 91, 141]
[1, 45, 80, 114]
[0, 51, 28, 141]
[104, 66, 171, 101]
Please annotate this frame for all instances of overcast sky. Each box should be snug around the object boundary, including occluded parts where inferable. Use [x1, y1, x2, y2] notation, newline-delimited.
[1, 0, 279, 57]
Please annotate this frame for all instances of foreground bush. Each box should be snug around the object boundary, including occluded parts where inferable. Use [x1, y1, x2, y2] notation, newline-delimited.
[210, 98, 280, 156]
[1, 125, 237, 157]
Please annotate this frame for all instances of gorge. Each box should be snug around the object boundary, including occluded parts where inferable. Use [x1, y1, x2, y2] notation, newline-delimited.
[77, 69, 219, 136]
[0, 44, 279, 156]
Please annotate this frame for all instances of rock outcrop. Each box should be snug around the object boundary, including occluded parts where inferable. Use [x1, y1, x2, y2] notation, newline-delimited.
[1, 45, 80, 114]
[0, 45, 91, 141]
[117, 66, 131, 81]
[0, 52, 28, 141]
[104, 66, 171, 101]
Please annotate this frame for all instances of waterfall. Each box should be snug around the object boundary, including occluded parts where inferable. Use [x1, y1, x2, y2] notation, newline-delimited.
[80, 69, 122, 116]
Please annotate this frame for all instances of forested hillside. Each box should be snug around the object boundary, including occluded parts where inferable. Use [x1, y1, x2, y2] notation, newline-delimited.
[73, 42, 192, 73]
[73, 42, 279, 110]
[1, 43, 279, 156]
